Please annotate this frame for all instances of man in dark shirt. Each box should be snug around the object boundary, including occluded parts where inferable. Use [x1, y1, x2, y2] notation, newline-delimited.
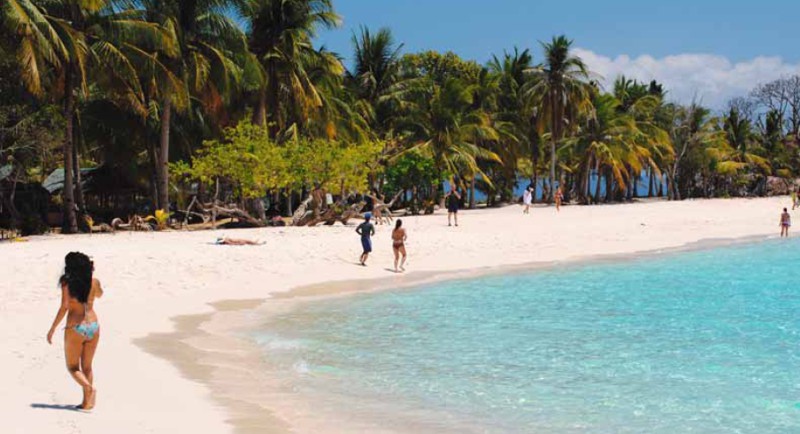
[445, 185, 461, 227]
[356, 213, 376, 265]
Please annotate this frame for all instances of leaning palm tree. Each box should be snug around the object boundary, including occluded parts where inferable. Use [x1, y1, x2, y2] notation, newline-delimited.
[3, 0, 172, 232]
[243, 0, 341, 137]
[524, 35, 593, 202]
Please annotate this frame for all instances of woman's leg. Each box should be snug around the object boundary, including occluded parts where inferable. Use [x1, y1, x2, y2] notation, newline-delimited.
[393, 247, 399, 271]
[399, 246, 407, 271]
[64, 329, 93, 408]
[80, 330, 100, 408]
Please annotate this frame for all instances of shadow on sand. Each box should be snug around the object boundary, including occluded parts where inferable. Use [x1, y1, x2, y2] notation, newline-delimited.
[30, 403, 81, 412]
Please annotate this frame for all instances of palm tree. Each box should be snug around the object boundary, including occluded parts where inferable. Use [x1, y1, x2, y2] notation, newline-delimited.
[711, 108, 770, 194]
[347, 26, 404, 137]
[396, 77, 500, 197]
[134, 0, 247, 212]
[489, 47, 539, 200]
[3, 0, 171, 231]
[665, 104, 725, 200]
[525, 35, 593, 203]
[243, 0, 341, 137]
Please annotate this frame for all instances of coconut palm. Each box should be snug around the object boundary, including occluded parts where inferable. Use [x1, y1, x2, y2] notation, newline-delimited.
[3, 0, 174, 231]
[524, 35, 593, 202]
[243, 0, 341, 137]
[489, 47, 541, 199]
[396, 77, 500, 194]
[134, 0, 247, 212]
[709, 108, 771, 194]
[347, 26, 404, 137]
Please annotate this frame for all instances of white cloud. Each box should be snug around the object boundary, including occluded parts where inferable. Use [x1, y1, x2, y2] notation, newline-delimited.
[574, 48, 800, 108]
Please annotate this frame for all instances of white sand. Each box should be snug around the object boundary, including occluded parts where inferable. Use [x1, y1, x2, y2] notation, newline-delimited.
[0, 197, 791, 433]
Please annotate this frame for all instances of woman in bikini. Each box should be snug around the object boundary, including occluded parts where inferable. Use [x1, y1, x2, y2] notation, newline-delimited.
[392, 219, 408, 273]
[47, 252, 103, 410]
[781, 208, 792, 238]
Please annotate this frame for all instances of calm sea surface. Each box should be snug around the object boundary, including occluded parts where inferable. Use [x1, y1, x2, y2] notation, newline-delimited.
[255, 239, 800, 433]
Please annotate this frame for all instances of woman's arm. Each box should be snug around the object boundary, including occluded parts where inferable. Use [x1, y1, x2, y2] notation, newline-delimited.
[94, 278, 104, 299]
[47, 285, 70, 344]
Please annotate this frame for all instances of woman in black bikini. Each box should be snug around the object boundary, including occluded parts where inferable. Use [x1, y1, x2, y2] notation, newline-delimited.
[47, 252, 103, 410]
[392, 219, 408, 272]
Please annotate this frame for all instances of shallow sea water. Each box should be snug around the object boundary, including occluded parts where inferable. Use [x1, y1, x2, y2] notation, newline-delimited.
[256, 239, 800, 433]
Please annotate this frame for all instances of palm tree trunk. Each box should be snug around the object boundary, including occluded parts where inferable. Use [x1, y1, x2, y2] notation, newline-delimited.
[648, 167, 655, 198]
[62, 67, 78, 234]
[594, 163, 602, 204]
[72, 139, 86, 226]
[158, 97, 172, 212]
[581, 156, 592, 205]
[253, 88, 267, 127]
[148, 141, 161, 210]
[284, 190, 293, 217]
[469, 177, 476, 209]
[267, 66, 280, 138]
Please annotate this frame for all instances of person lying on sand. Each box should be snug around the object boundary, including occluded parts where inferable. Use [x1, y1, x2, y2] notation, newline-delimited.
[215, 237, 264, 246]
[47, 252, 103, 411]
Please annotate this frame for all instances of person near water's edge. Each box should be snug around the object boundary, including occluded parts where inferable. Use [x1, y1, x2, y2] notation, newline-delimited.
[445, 185, 461, 226]
[781, 208, 791, 238]
[356, 213, 376, 265]
[392, 219, 408, 272]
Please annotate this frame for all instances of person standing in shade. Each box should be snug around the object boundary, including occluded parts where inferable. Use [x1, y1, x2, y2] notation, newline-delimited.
[522, 187, 532, 214]
[780, 208, 791, 237]
[356, 213, 376, 265]
[445, 185, 461, 226]
[554, 186, 563, 212]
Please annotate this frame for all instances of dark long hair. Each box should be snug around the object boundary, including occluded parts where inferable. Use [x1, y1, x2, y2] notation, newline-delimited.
[59, 252, 93, 303]
[395, 219, 403, 230]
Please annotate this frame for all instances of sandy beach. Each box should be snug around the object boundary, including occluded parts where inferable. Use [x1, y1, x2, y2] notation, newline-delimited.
[1, 197, 791, 433]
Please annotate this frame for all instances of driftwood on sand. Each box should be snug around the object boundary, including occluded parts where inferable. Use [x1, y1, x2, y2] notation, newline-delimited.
[177, 197, 265, 228]
[292, 196, 366, 227]
[111, 216, 152, 231]
[367, 191, 404, 224]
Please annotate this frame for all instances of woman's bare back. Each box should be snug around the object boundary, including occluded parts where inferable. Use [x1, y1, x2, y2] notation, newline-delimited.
[65, 278, 103, 327]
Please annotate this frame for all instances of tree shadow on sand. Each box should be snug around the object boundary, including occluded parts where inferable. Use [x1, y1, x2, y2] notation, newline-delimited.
[30, 403, 81, 412]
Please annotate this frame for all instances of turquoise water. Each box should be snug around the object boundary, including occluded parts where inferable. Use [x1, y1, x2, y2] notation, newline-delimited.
[257, 240, 800, 433]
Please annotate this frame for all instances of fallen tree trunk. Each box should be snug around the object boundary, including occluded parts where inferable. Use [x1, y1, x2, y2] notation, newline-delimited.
[294, 200, 365, 227]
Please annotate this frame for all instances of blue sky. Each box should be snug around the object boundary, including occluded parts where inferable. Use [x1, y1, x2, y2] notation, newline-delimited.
[316, 0, 800, 107]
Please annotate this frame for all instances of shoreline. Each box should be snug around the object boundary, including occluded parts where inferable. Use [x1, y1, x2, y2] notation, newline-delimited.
[138, 232, 776, 434]
[2, 197, 791, 433]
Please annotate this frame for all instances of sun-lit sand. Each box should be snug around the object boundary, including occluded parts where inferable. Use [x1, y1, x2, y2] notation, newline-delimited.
[1, 197, 791, 433]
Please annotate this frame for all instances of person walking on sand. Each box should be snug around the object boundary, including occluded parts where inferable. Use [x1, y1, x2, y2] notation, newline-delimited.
[523, 187, 532, 214]
[554, 186, 563, 212]
[781, 208, 792, 237]
[392, 219, 408, 272]
[445, 185, 461, 226]
[47, 252, 103, 410]
[356, 213, 376, 265]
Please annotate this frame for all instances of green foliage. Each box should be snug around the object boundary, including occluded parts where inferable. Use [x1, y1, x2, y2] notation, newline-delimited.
[173, 120, 382, 200]
[384, 151, 440, 193]
[1, 0, 797, 231]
